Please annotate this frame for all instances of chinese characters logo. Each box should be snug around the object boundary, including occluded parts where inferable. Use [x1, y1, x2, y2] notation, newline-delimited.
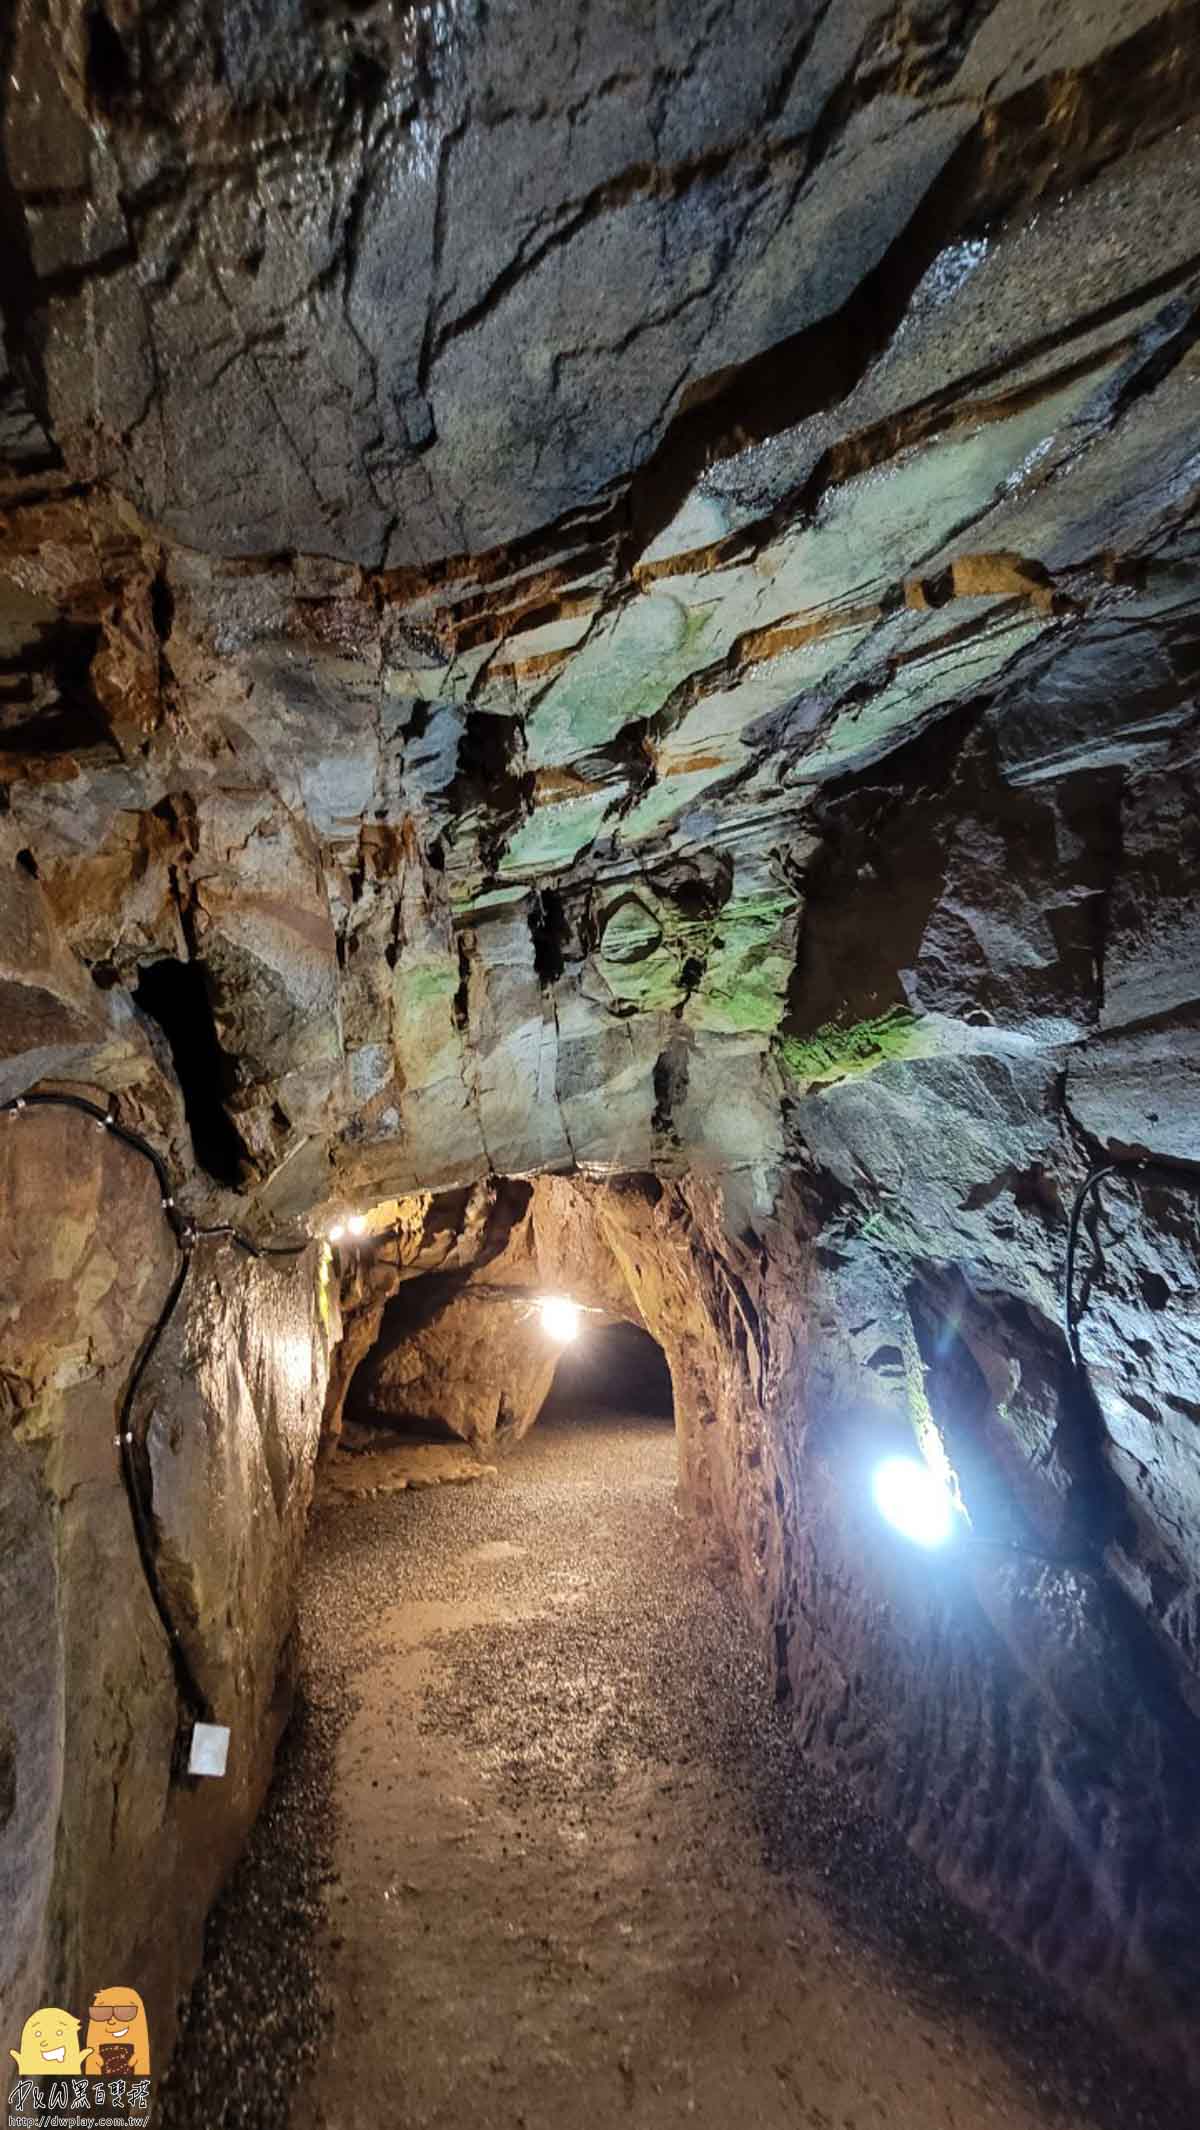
[7, 1990, 152, 2128]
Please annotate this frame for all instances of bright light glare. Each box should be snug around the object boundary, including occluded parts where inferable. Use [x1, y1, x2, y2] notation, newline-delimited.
[540, 1296, 580, 1342]
[328, 1222, 346, 1243]
[872, 1455, 955, 1548]
[347, 1213, 368, 1236]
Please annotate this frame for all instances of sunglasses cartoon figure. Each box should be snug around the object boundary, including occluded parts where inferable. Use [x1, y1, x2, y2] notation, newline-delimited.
[84, 1988, 151, 2077]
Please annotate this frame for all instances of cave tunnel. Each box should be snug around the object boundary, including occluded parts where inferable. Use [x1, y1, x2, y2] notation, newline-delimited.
[5, 4, 1200, 2126]
[343, 1290, 674, 1447]
[537, 1320, 675, 1426]
[334, 1201, 677, 1472]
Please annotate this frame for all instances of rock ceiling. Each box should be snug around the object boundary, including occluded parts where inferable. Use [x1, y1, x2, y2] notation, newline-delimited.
[2, 0, 1199, 1228]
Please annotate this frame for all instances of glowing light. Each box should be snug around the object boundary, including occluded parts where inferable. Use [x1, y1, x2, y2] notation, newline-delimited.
[347, 1213, 368, 1237]
[540, 1296, 580, 1342]
[872, 1455, 955, 1548]
[279, 1331, 315, 1395]
[328, 1222, 346, 1243]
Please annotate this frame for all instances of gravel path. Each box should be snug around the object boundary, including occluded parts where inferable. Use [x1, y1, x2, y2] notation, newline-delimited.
[161, 1411, 1189, 2130]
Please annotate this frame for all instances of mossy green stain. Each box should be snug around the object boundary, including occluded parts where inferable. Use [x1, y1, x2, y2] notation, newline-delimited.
[686, 893, 798, 1036]
[399, 961, 459, 1007]
[776, 1009, 934, 1086]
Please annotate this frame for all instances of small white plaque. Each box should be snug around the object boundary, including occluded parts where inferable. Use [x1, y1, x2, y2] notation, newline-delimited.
[188, 1722, 231, 1778]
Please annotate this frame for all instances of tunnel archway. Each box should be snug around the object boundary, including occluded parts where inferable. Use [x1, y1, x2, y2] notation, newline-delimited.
[537, 1319, 674, 1426]
[340, 1302, 674, 1451]
[324, 1172, 678, 1464]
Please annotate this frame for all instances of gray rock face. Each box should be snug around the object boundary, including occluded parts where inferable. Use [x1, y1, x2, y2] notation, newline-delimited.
[3, 0, 1200, 2088]
[5, 0, 974, 564]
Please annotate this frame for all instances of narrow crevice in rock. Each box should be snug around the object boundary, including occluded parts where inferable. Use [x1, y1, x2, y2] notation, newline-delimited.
[528, 885, 568, 986]
[132, 957, 245, 1186]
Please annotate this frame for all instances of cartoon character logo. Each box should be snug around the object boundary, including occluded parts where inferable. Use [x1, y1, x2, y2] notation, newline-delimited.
[84, 1987, 151, 2078]
[9, 2006, 91, 2075]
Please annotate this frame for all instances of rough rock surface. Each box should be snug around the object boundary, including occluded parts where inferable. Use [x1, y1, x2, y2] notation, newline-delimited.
[3, 1, 1199, 1217]
[0, 1099, 337, 2060]
[350, 1284, 563, 1447]
[3, 0, 1200, 2089]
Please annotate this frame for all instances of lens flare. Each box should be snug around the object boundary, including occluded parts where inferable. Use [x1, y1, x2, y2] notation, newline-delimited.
[872, 1455, 955, 1548]
[540, 1296, 580, 1342]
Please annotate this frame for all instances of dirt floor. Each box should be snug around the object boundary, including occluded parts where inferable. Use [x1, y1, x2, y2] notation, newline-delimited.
[161, 1410, 1190, 2130]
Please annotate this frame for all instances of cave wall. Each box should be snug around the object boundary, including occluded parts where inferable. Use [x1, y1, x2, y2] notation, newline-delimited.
[350, 1284, 560, 1448]
[0, 1098, 337, 2061]
[763, 1255, 1200, 2083]
[575, 1170, 1200, 2080]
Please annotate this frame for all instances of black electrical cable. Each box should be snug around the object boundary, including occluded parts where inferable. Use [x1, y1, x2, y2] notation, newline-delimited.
[187, 1222, 311, 1259]
[1065, 1153, 1200, 1370]
[115, 1251, 206, 1719]
[3, 1089, 314, 1734]
[1, 1091, 313, 1249]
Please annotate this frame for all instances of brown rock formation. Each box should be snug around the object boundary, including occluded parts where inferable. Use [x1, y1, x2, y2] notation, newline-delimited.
[0, 1100, 337, 2057]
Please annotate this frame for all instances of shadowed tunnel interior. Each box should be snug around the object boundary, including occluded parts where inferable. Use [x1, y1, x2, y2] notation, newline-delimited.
[3, 2, 1200, 2125]
[538, 1322, 675, 1424]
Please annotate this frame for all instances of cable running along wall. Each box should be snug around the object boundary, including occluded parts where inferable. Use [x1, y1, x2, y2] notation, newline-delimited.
[3, 1090, 312, 1738]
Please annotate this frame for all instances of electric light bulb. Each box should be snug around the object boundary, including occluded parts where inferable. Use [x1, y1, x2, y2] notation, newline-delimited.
[328, 1222, 346, 1243]
[540, 1296, 580, 1342]
[872, 1455, 955, 1548]
[347, 1213, 367, 1237]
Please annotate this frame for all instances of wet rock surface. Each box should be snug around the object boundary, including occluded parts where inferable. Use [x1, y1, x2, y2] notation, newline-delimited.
[0, 1099, 337, 2058]
[160, 1413, 1188, 2130]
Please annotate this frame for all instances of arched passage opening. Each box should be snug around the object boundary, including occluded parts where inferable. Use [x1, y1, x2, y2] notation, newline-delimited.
[537, 1319, 674, 1426]
[337, 1298, 674, 1466]
[322, 1172, 678, 1471]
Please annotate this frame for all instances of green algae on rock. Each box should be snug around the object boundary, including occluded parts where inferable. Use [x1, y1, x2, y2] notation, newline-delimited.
[776, 1011, 938, 1090]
